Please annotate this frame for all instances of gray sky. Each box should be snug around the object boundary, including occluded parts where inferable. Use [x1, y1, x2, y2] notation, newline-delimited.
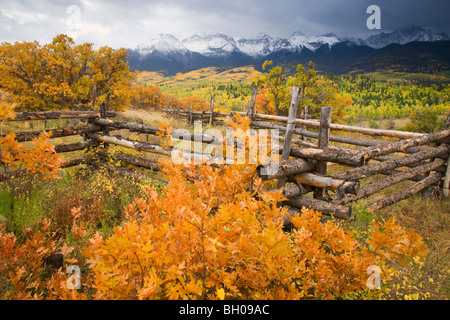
[1, 0, 449, 48]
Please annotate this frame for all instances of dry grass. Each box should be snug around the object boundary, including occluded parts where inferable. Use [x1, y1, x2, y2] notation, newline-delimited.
[2, 109, 449, 299]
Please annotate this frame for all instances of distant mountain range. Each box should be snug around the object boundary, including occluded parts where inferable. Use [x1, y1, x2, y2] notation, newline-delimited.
[126, 26, 450, 75]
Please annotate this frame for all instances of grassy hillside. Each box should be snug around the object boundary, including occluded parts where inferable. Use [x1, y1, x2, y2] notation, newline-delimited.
[136, 66, 261, 111]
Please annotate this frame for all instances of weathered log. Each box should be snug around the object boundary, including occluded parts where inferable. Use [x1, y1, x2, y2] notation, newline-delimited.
[209, 96, 215, 126]
[60, 158, 86, 168]
[7, 124, 101, 142]
[278, 86, 301, 188]
[42, 254, 64, 277]
[13, 111, 116, 121]
[331, 144, 450, 181]
[288, 146, 365, 167]
[286, 196, 352, 220]
[269, 183, 304, 199]
[362, 129, 450, 160]
[366, 172, 444, 212]
[382, 167, 446, 182]
[172, 129, 220, 144]
[91, 133, 216, 163]
[0, 157, 86, 182]
[315, 106, 332, 198]
[246, 87, 257, 121]
[295, 172, 360, 195]
[251, 120, 384, 148]
[90, 160, 154, 182]
[443, 154, 450, 198]
[54, 139, 98, 153]
[252, 120, 444, 157]
[96, 150, 162, 172]
[256, 158, 316, 181]
[88, 133, 171, 156]
[340, 158, 447, 204]
[251, 112, 423, 139]
[90, 118, 161, 135]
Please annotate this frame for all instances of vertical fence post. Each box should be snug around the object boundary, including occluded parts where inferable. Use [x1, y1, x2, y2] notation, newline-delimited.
[301, 105, 308, 140]
[209, 96, 214, 126]
[99, 102, 109, 148]
[277, 86, 301, 188]
[189, 103, 193, 126]
[246, 87, 257, 123]
[314, 106, 333, 199]
[443, 154, 450, 198]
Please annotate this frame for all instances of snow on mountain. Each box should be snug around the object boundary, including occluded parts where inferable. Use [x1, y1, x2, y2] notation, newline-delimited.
[363, 26, 450, 49]
[182, 33, 239, 57]
[133, 27, 450, 59]
[288, 31, 340, 51]
[136, 34, 188, 56]
[237, 33, 274, 57]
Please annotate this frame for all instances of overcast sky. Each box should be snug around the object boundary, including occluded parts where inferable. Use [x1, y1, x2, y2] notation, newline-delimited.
[1, 0, 449, 48]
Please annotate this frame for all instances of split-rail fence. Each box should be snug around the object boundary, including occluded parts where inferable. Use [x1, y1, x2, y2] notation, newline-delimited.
[3, 90, 450, 222]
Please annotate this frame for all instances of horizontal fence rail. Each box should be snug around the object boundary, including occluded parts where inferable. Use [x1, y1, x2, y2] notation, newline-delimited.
[4, 100, 450, 222]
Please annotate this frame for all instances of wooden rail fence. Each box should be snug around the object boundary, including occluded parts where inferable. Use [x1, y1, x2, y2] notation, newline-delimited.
[3, 94, 450, 222]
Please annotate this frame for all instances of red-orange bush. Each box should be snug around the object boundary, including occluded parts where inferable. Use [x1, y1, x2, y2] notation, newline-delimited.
[82, 159, 428, 300]
[0, 219, 87, 299]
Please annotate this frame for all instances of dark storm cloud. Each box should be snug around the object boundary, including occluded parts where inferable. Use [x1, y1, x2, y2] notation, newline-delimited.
[0, 0, 449, 48]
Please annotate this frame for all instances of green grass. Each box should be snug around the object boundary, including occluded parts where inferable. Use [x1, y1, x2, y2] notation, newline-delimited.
[0, 173, 71, 235]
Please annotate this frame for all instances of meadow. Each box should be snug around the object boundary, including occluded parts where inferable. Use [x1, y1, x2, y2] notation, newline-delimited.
[1, 57, 449, 300]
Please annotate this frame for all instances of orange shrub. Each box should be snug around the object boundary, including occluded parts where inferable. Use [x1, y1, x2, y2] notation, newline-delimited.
[83, 159, 428, 300]
[180, 95, 209, 111]
[0, 219, 87, 299]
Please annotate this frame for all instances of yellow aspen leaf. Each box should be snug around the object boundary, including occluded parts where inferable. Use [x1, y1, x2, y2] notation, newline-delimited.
[216, 287, 225, 300]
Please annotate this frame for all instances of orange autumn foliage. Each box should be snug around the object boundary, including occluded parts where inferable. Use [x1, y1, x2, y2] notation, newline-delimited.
[0, 155, 428, 299]
[180, 95, 209, 111]
[0, 34, 134, 112]
[0, 103, 62, 197]
[255, 85, 276, 115]
[0, 218, 87, 300]
[82, 158, 428, 300]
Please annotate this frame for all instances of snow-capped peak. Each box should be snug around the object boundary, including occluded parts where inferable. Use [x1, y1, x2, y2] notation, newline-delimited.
[363, 26, 450, 49]
[288, 31, 340, 51]
[182, 32, 238, 57]
[237, 33, 274, 57]
[133, 27, 449, 58]
[136, 34, 187, 55]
